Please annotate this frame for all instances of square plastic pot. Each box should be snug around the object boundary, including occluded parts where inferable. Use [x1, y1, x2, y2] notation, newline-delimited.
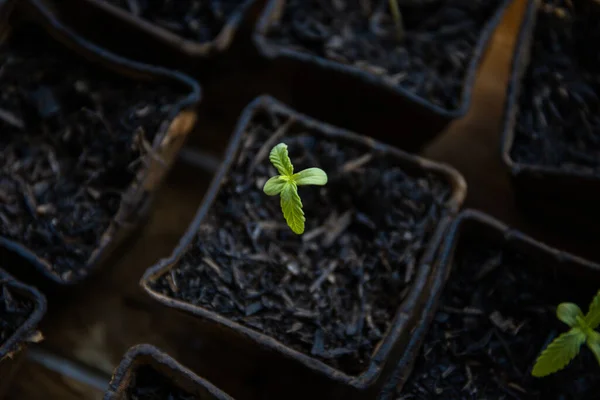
[252, 0, 513, 152]
[140, 95, 466, 399]
[501, 0, 600, 235]
[104, 344, 234, 400]
[20, 0, 267, 72]
[0, 5, 201, 286]
[380, 209, 600, 397]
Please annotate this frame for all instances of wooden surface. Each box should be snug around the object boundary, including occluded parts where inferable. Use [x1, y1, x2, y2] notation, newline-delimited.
[6, 1, 598, 398]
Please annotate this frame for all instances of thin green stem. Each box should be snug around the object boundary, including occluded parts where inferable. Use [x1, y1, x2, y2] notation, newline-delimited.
[388, 0, 405, 42]
[587, 330, 600, 365]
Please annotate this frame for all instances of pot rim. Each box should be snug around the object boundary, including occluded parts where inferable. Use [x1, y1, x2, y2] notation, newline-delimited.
[104, 344, 235, 400]
[439, 209, 600, 289]
[0, 269, 47, 361]
[57, 0, 259, 58]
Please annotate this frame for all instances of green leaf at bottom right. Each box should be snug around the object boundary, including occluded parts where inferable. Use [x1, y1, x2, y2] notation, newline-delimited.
[532, 328, 587, 377]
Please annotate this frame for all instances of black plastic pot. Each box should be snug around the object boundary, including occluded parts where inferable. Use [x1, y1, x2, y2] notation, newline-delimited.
[104, 344, 235, 400]
[140, 95, 466, 399]
[380, 209, 600, 398]
[252, 0, 513, 152]
[0, 5, 201, 287]
[0, 269, 46, 399]
[501, 0, 600, 235]
[20, 0, 267, 73]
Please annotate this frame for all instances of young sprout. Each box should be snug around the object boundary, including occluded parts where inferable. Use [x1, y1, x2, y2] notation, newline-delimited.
[263, 143, 327, 235]
[388, 0, 405, 41]
[532, 290, 600, 377]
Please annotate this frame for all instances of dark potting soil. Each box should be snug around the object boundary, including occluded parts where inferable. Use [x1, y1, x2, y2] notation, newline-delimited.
[0, 280, 34, 347]
[0, 27, 181, 281]
[398, 234, 600, 399]
[150, 108, 452, 375]
[265, 0, 504, 110]
[510, 0, 600, 173]
[102, 0, 246, 43]
[127, 365, 200, 400]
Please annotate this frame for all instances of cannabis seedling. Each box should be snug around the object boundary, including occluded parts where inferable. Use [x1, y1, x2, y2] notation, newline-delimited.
[263, 143, 327, 235]
[532, 290, 600, 377]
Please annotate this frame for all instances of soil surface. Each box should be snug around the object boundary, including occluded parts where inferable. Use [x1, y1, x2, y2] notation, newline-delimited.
[265, 0, 505, 110]
[399, 230, 600, 399]
[0, 26, 182, 281]
[0, 279, 34, 347]
[510, 0, 600, 173]
[151, 106, 451, 375]
[102, 0, 247, 43]
[127, 365, 200, 400]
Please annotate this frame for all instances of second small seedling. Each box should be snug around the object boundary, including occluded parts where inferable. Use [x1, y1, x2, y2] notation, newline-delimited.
[263, 143, 327, 235]
[532, 290, 600, 377]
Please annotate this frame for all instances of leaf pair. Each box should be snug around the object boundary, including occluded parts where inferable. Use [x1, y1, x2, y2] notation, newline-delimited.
[263, 143, 327, 234]
[532, 290, 600, 377]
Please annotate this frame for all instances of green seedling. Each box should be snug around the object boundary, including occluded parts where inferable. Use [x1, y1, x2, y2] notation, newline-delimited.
[388, 0, 405, 41]
[263, 143, 327, 235]
[532, 290, 600, 377]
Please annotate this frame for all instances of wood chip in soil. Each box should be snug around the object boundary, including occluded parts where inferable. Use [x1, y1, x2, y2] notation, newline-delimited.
[150, 107, 451, 375]
[101, 0, 247, 43]
[511, 0, 600, 174]
[265, 0, 505, 110]
[0, 26, 183, 281]
[398, 235, 600, 399]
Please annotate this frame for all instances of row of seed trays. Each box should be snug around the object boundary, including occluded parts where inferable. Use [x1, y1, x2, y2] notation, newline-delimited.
[29, 0, 512, 151]
[1, 0, 600, 399]
[0, 0, 199, 395]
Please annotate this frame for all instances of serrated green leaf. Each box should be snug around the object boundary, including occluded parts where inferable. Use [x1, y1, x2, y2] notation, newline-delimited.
[293, 168, 328, 186]
[557, 303, 584, 328]
[584, 290, 600, 329]
[269, 143, 294, 177]
[263, 175, 287, 196]
[532, 328, 586, 377]
[586, 330, 600, 365]
[280, 182, 304, 234]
